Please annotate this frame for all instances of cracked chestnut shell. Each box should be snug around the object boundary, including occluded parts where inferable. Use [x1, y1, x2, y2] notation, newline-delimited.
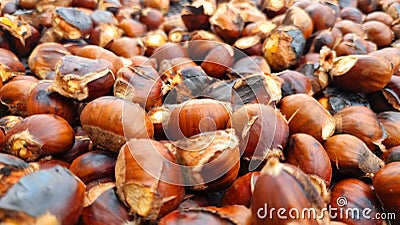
[114, 65, 162, 111]
[49, 55, 115, 101]
[0, 165, 85, 225]
[167, 129, 240, 191]
[263, 25, 306, 71]
[115, 139, 185, 220]
[5, 114, 75, 161]
[80, 96, 154, 152]
[53, 7, 93, 40]
[28, 42, 71, 79]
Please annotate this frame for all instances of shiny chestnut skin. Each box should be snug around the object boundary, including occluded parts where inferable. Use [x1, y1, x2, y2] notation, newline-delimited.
[115, 139, 185, 220]
[382, 146, 400, 163]
[334, 106, 386, 152]
[5, 114, 75, 161]
[105, 37, 144, 58]
[118, 19, 148, 38]
[81, 182, 133, 225]
[49, 55, 116, 101]
[180, 0, 214, 31]
[0, 48, 26, 82]
[330, 178, 384, 225]
[210, 3, 244, 44]
[282, 6, 313, 39]
[0, 166, 85, 225]
[362, 21, 394, 48]
[80, 96, 154, 152]
[278, 70, 312, 97]
[330, 54, 393, 93]
[89, 24, 121, 48]
[279, 94, 335, 142]
[76, 45, 124, 73]
[324, 134, 384, 177]
[220, 171, 260, 207]
[373, 162, 400, 225]
[139, 8, 165, 30]
[27, 81, 77, 124]
[201, 44, 234, 78]
[285, 133, 332, 185]
[0, 78, 38, 117]
[377, 111, 400, 149]
[304, 3, 336, 31]
[69, 150, 116, 184]
[165, 98, 230, 140]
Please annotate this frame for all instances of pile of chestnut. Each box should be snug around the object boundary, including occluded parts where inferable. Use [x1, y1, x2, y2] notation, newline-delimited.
[0, 0, 400, 224]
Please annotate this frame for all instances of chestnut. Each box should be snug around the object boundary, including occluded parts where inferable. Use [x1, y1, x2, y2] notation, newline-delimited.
[229, 104, 289, 162]
[333, 19, 365, 37]
[262, 25, 306, 72]
[69, 150, 116, 184]
[89, 24, 121, 48]
[0, 79, 39, 117]
[339, 7, 364, 23]
[76, 45, 125, 73]
[0, 153, 39, 197]
[329, 178, 384, 225]
[0, 48, 26, 82]
[73, 0, 98, 9]
[0, 165, 85, 225]
[233, 35, 263, 56]
[262, 0, 291, 18]
[53, 7, 93, 40]
[330, 54, 393, 93]
[118, 19, 147, 38]
[165, 98, 231, 140]
[27, 81, 77, 124]
[324, 134, 384, 177]
[334, 106, 386, 152]
[220, 171, 260, 207]
[282, 6, 314, 39]
[37, 158, 71, 169]
[201, 44, 234, 78]
[97, 0, 121, 13]
[5, 114, 75, 161]
[180, 0, 215, 31]
[365, 11, 393, 26]
[49, 55, 116, 101]
[105, 37, 144, 58]
[80, 96, 154, 152]
[333, 33, 370, 56]
[372, 162, 400, 225]
[167, 129, 240, 191]
[139, 8, 165, 30]
[151, 42, 188, 65]
[362, 21, 394, 48]
[230, 74, 283, 109]
[28, 42, 71, 79]
[141, 30, 168, 56]
[279, 93, 335, 142]
[210, 3, 244, 44]
[278, 70, 312, 97]
[241, 20, 277, 38]
[81, 182, 133, 225]
[285, 133, 332, 185]
[187, 30, 223, 61]
[0, 115, 23, 133]
[114, 65, 162, 111]
[251, 158, 329, 225]
[115, 139, 185, 219]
